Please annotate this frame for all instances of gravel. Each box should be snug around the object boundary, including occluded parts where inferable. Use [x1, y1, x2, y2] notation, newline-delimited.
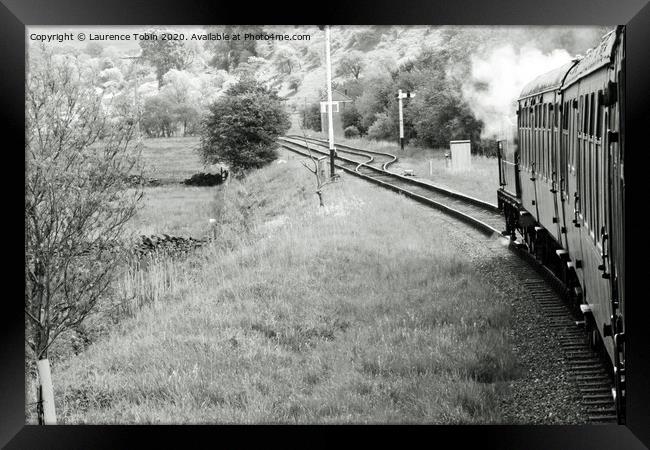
[418, 205, 588, 424]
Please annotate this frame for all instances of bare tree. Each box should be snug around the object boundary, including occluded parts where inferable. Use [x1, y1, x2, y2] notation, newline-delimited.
[298, 130, 336, 207]
[25, 50, 143, 424]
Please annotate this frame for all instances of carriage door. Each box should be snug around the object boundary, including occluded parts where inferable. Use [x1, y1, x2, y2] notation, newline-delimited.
[559, 98, 570, 250]
[571, 92, 586, 291]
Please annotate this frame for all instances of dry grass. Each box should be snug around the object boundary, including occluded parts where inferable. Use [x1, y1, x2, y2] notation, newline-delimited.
[296, 130, 499, 204]
[51, 149, 518, 424]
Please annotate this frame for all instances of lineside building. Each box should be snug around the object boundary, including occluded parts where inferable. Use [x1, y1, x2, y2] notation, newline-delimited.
[319, 89, 353, 138]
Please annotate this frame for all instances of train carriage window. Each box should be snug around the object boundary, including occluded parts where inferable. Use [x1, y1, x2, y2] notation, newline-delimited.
[596, 91, 603, 138]
[589, 92, 595, 136]
[587, 139, 596, 233]
[543, 104, 547, 128]
[579, 95, 583, 130]
[555, 102, 559, 128]
[562, 102, 573, 130]
[583, 95, 589, 134]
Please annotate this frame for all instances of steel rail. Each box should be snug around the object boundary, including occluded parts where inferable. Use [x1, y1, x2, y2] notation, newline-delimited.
[279, 138, 502, 236]
[287, 134, 499, 212]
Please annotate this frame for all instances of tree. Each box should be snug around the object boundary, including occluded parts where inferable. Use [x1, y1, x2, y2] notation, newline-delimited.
[84, 42, 104, 58]
[199, 80, 290, 175]
[139, 28, 195, 87]
[141, 95, 175, 137]
[298, 132, 336, 207]
[341, 104, 365, 134]
[25, 52, 143, 424]
[205, 25, 263, 71]
[287, 75, 302, 93]
[336, 51, 365, 80]
[273, 45, 300, 74]
[301, 103, 322, 132]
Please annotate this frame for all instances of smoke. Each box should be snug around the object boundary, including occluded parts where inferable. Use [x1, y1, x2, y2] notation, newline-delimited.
[463, 44, 572, 141]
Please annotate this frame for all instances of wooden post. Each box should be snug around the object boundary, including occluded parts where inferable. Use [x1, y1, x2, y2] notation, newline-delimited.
[37, 358, 57, 424]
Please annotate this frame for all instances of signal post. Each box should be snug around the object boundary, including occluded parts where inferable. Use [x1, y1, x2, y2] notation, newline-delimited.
[397, 89, 415, 151]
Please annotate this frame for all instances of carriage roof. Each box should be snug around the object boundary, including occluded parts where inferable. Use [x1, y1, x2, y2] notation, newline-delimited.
[519, 62, 576, 100]
[518, 29, 618, 101]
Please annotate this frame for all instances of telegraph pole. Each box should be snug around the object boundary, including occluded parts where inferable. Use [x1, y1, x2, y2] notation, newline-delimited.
[397, 89, 415, 151]
[324, 25, 336, 178]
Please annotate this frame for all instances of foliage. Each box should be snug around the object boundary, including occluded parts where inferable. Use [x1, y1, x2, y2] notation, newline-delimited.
[199, 80, 290, 174]
[354, 75, 395, 132]
[347, 27, 384, 51]
[344, 126, 360, 138]
[341, 104, 365, 135]
[139, 28, 195, 87]
[205, 26, 263, 71]
[351, 47, 484, 148]
[273, 45, 300, 75]
[141, 95, 175, 137]
[84, 42, 104, 58]
[474, 137, 500, 157]
[336, 51, 365, 80]
[287, 75, 302, 92]
[338, 79, 364, 100]
[366, 112, 396, 141]
[25, 51, 143, 362]
[301, 103, 322, 132]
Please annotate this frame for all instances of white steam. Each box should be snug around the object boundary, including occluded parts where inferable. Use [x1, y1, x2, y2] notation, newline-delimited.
[463, 45, 573, 141]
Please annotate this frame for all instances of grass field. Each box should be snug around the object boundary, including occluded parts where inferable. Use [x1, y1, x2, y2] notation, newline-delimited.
[126, 136, 218, 239]
[138, 136, 207, 183]
[50, 147, 519, 424]
[293, 130, 500, 204]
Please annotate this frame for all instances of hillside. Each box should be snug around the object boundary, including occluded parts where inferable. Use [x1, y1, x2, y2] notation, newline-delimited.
[27, 25, 612, 140]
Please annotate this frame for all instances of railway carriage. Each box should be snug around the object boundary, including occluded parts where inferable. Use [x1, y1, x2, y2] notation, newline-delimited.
[497, 26, 626, 422]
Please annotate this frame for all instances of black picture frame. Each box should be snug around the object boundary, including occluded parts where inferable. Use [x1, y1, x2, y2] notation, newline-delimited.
[2, 0, 649, 448]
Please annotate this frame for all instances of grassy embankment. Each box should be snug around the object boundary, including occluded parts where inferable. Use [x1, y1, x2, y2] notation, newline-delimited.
[51, 142, 518, 424]
[291, 130, 499, 204]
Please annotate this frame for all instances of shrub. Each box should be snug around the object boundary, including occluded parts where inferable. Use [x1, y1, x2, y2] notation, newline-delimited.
[474, 138, 499, 157]
[341, 105, 365, 134]
[344, 126, 360, 138]
[199, 80, 290, 175]
[301, 103, 322, 132]
[366, 112, 396, 141]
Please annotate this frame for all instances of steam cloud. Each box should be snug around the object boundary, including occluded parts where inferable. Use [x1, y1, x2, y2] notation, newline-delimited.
[463, 45, 572, 142]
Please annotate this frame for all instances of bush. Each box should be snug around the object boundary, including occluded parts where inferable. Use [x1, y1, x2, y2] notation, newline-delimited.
[341, 105, 365, 134]
[474, 138, 499, 157]
[366, 113, 396, 141]
[199, 80, 290, 175]
[344, 126, 360, 138]
[183, 172, 227, 186]
[301, 103, 322, 132]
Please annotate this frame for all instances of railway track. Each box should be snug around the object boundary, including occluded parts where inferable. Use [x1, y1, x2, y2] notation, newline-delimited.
[279, 134, 617, 424]
[280, 136, 504, 237]
[506, 246, 618, 423]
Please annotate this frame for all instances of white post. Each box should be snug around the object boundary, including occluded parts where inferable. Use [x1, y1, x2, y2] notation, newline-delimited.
[429, 159, 433, 176]
[324, 25, 335, 178]
[37, 358, 57, 424]
[398, 89, 404, 151]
